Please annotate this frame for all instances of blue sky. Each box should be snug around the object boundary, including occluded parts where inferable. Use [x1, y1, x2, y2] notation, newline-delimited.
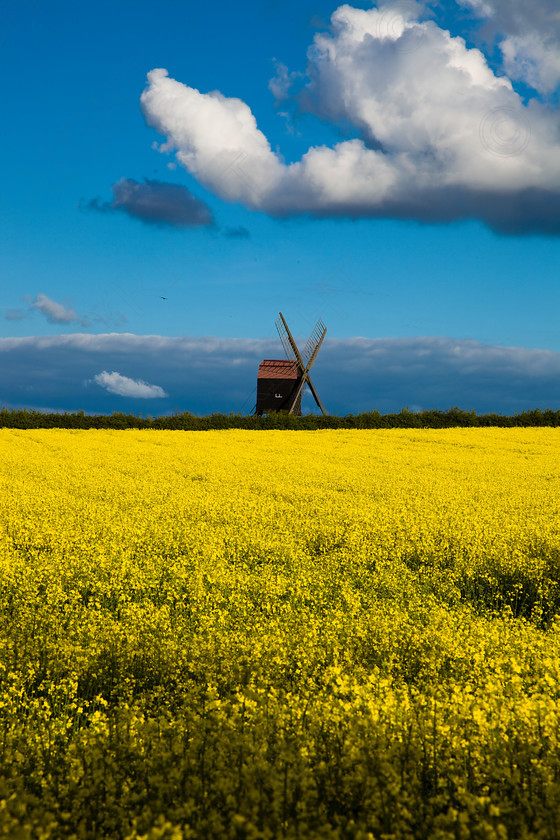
[1, 0, 559, 415]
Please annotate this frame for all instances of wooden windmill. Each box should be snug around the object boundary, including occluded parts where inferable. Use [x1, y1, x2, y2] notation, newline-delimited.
[255, 313, 327, 416]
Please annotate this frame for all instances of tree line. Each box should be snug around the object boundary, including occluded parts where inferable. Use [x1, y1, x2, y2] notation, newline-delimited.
[1, 406, 559, 429]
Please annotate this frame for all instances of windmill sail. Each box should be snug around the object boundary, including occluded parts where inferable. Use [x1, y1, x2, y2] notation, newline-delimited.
[275, 314, 298, 362]
[302, 318, 326, 368]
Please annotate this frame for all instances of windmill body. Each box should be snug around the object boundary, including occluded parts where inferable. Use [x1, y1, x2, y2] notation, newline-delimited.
[256, 360, 303, 415]
[254, 313, 326, 416]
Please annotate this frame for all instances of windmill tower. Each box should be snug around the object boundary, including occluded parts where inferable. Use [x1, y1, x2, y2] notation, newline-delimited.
[255, 313, 327, 416]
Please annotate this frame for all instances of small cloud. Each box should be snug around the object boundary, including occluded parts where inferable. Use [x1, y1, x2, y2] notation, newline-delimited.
[83, 177, 215, 229]
[5, 308, 29, 321]
[30, 293, 90, 326]
[82, 197, 111, 214]
[93, 370, 168, 399]
[268, 59, 303, 102]
[224, 225, 250, 239]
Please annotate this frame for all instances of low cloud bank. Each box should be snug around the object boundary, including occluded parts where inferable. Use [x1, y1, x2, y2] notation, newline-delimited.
[1, 333, 559, 416]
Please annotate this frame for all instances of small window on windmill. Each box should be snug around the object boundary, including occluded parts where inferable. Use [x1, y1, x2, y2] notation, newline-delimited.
[254, 313, 327, 416]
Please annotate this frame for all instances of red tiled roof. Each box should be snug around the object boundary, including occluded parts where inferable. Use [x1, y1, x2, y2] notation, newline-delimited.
[257, 359, 299, 380]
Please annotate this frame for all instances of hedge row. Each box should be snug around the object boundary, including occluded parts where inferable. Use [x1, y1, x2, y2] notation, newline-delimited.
[1, 407, 559, 429]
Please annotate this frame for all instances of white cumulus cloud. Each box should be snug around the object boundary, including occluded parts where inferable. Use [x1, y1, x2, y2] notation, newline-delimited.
[457, 0, 560, 94]
[140, 3, 560, 235]
[93, 370, 168, 399]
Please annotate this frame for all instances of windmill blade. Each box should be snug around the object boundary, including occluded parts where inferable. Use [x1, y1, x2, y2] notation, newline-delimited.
[302, 318, 326, 368]
[286, 370, 309, 414]
[306, 375, 327, 415]
[276, 312, 305, 370]
[295, 323, 327, 414]
[275, 313, 297, 362]
[287, 372, 327, 416]
[274, 312, 327, 415]
[303, 322, 327, 372]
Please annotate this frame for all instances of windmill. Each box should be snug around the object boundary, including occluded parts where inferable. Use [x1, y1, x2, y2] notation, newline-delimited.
[254, 312, 327, 416]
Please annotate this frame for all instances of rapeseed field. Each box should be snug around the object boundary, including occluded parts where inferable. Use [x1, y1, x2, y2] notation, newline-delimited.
[1, 428, 559, 839]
